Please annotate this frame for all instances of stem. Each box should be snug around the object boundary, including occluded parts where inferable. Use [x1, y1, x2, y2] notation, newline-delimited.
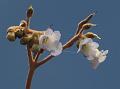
[34, 49, 44, 62]
[25, 9, 35, 89]
[26, 67, 35, 89]
[27, 45, 33, 66]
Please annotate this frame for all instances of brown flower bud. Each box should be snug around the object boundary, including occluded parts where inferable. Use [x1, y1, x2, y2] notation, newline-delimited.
[31, 32, 41, 44]
[27, 5, 34, 18]
[6, 32, 16, 41]
[82, 23, 96, 30]
[85, 32, 101, 39]
[15, 29, 25, 38]
[20, 34, 33, 45]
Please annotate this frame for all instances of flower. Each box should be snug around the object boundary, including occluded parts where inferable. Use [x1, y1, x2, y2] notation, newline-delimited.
[77, 38, 108, 69]
[39, 28, 62, 56]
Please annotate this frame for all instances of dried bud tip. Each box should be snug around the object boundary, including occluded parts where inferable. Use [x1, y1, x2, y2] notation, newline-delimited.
[85, 32, 101, 39]
[19, 20, 27, 27]
[82, 23, 96, 30]
[27, 5, 34, 18]
[90, 12, 96, 16]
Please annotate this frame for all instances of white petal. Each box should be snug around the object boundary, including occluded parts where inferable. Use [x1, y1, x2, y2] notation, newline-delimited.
[93, 42, 99, 48]
[103, 50, 109, 55]
[53, 31, 61, 41]
[46, 40, 58, 50]
[81, 38, 93, 45]
[98, 55, 106, 63]
[98, 50, 108, 63]
[51, 42, 63, 56]
[45, 28, 53, 35]
[39, 35, 49, 49]
[77, 38, 92, 53]
[89, 42, 99, 49]
[77, 46, 82, 53]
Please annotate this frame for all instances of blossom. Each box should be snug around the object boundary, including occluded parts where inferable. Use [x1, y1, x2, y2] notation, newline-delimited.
[77, 38, 108, 69]
[39, 28, 62, 56]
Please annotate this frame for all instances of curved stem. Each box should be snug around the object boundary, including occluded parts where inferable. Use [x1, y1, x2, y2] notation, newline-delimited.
[26, 67, 35, 89]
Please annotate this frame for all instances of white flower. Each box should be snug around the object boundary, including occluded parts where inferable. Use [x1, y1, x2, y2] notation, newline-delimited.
[77, 38, 108, 69]
[39, 28, 63, 56]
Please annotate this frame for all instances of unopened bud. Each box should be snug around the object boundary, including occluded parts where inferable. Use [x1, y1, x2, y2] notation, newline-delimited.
[20, 34, 32, 45]
[31, 32, 40, 44]
[82, 23, 96, 30]
[85, 32, 101, 39]
[6, 32, 16, 41]
[27, 5, 34, 18]
[15, 29, 25, 38]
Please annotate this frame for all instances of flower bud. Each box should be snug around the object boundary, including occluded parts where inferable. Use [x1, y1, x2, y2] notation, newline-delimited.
[27, 5, 34, 18]
[85, 32, 101, 39]
[31, 32, 40, 44]
[15, 29, 25, 38]
[19, 20, 27, 27]
[20, 34, 32, 45]
[82, 23, 96, 30]
[6, 32, 16, 41]
[32, 44, 40, 53]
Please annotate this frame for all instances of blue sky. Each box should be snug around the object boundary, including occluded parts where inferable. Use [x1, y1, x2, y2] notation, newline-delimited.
[0, 0, 120, 89]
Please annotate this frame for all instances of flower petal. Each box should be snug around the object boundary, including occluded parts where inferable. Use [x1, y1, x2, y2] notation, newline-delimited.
[98, 50, 108, 63]
[77, 38, 93, 53]
[53, 31, 61, 41]
[81, 38, 93, 45]
[39, 35, 49, 49]
[45, 28, 53, 35]
[51, 42, 63, 56]
[77, 46, 82, 53]
[88, 42, 99, 49]
[103, 50, 109, 55]
[98, 55, 106, 63]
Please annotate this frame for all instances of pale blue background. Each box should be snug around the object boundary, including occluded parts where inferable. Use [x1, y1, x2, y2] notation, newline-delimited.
[0, 0, 119, 89]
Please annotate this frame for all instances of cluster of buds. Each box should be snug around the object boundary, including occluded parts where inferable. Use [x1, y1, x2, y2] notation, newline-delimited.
[6, 20, 44, 52]
[6, 5, 34, 42]
[6, 26, 25, 41]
